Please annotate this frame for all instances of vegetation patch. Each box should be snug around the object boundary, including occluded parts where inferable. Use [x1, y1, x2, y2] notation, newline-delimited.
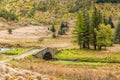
[9, 58, 120, 80]
[51, 61, 108, 66]
[54, 49, 120, 63]
[2, 48, 25, 55]
[0, 8, 17, 20]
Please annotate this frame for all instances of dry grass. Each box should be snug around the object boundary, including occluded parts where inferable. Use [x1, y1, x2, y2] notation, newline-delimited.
[9, 57, 120, 80]
[0, 25, 75, 48]
[0, 63, 60, 80]
[0, 26, 49, 39]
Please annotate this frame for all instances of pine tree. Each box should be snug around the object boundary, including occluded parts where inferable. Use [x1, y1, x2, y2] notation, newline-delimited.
[51, 24, 56, 38]
[84, 13, 91, 49]
[96, 24, 112, 50]
[74, 13, 86, 48]
[108, 17, 115, 28]
[58, 22, 65, 35]
[103, 16, 108, 25]
[114, 21, 120, 43]
[91, 7, 102, 50]
[51, 24, 56, 33]
[65, 22, 69, 31]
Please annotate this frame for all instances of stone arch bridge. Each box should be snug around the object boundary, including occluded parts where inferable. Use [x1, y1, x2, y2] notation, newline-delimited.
[33, 47, 57, 60]
[14, 47, 58, 60]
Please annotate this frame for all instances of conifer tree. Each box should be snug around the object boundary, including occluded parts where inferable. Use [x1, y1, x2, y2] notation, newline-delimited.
[103, 16, 108, 25]
[84, 13, 91, 49]
[51, 24, 56, 33]
[51, 24, 56, 38]
[108, 17, 114, 28]
[58, 22, 66, 35]
[114, 21, 120, 43]
[96, 24, 112, 50]
[91, 7, 102, 50]
[74, 13, 86, 48]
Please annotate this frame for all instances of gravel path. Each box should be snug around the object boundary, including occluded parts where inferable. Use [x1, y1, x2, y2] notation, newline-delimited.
[0, 48, 45, 63]
[14, 49, 41, 60]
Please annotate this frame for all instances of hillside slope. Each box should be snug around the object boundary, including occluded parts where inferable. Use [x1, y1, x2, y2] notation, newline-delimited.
[0, 0, 119, 25]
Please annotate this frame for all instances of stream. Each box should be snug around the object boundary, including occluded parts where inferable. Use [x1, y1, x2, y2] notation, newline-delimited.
[0, 48, 10, 53]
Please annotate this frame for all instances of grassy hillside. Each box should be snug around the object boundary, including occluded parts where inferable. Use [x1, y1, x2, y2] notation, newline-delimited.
[0, 0, 119, 25]
[0, 0, 92, 24]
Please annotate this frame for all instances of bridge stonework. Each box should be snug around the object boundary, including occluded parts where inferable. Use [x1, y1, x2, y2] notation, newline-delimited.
[33, 47, 57, 60]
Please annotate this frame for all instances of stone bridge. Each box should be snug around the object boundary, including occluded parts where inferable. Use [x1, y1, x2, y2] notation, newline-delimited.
[33, 47, 57, 60]
[14, 47, 58, 60]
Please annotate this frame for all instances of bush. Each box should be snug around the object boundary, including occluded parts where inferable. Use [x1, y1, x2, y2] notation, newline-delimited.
[37, 2, 48, 12]
[0, 8, 17, 20]
[52, 33, 56, 38]
[8, 28, 12, 34]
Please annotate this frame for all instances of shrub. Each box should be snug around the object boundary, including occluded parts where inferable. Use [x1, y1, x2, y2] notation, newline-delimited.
[8, 28, 12, 34]
[0, 8, 17, 20]
[37, 2, 48, 12]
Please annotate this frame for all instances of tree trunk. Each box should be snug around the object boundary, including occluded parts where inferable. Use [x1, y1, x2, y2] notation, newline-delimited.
[93, 35, 97, 50]
[98, 45, 102, 50]
[87, 40, 90, 49]
[94, 44, 97, 50]
[83, 42, 86, 48]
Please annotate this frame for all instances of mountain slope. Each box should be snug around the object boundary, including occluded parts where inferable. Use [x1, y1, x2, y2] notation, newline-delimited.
[0, 0, 119, 25]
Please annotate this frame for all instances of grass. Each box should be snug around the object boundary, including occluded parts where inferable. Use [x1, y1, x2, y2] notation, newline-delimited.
[50, 61, 108, 66]
[0, 48, 26, 61]
[2, 48, 25, 55]
[9, 57, 120, 80]
[0, 54, 13, 61]
[54, 49, 120, 63]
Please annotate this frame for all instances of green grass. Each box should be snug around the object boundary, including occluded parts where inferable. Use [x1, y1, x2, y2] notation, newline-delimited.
[2, 48, 25, 55]
[51, 61, 108, 66]
[54, 49, 120, 63]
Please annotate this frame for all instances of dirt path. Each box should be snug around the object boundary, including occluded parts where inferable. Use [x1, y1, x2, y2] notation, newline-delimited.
[0, 49, 42, 63]
[14, 49, 41, 60]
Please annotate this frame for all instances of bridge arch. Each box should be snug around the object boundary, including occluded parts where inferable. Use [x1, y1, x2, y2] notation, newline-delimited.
[43, 52, 52, 60]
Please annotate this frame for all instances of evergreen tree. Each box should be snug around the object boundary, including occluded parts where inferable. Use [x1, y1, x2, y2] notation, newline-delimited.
[96, 0, 120, 3]
[103, 16, 108, 25]
[51, 24, 56, 33]
[96, 24, 112, 50]
[91, 7, 102, 50]
[84, 13, 91, 49]
[114, 21, 120, 43]
[58, 22, 66, 35]
[74, 13, 86, 48]
[108, 17, 115, 28]
[51, 24, 56, 38]
[65, 22, 69, 31]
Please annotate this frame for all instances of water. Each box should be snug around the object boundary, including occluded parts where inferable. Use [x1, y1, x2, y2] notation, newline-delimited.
[0, 48, 10, 53]
[54, 60, 74, 62]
